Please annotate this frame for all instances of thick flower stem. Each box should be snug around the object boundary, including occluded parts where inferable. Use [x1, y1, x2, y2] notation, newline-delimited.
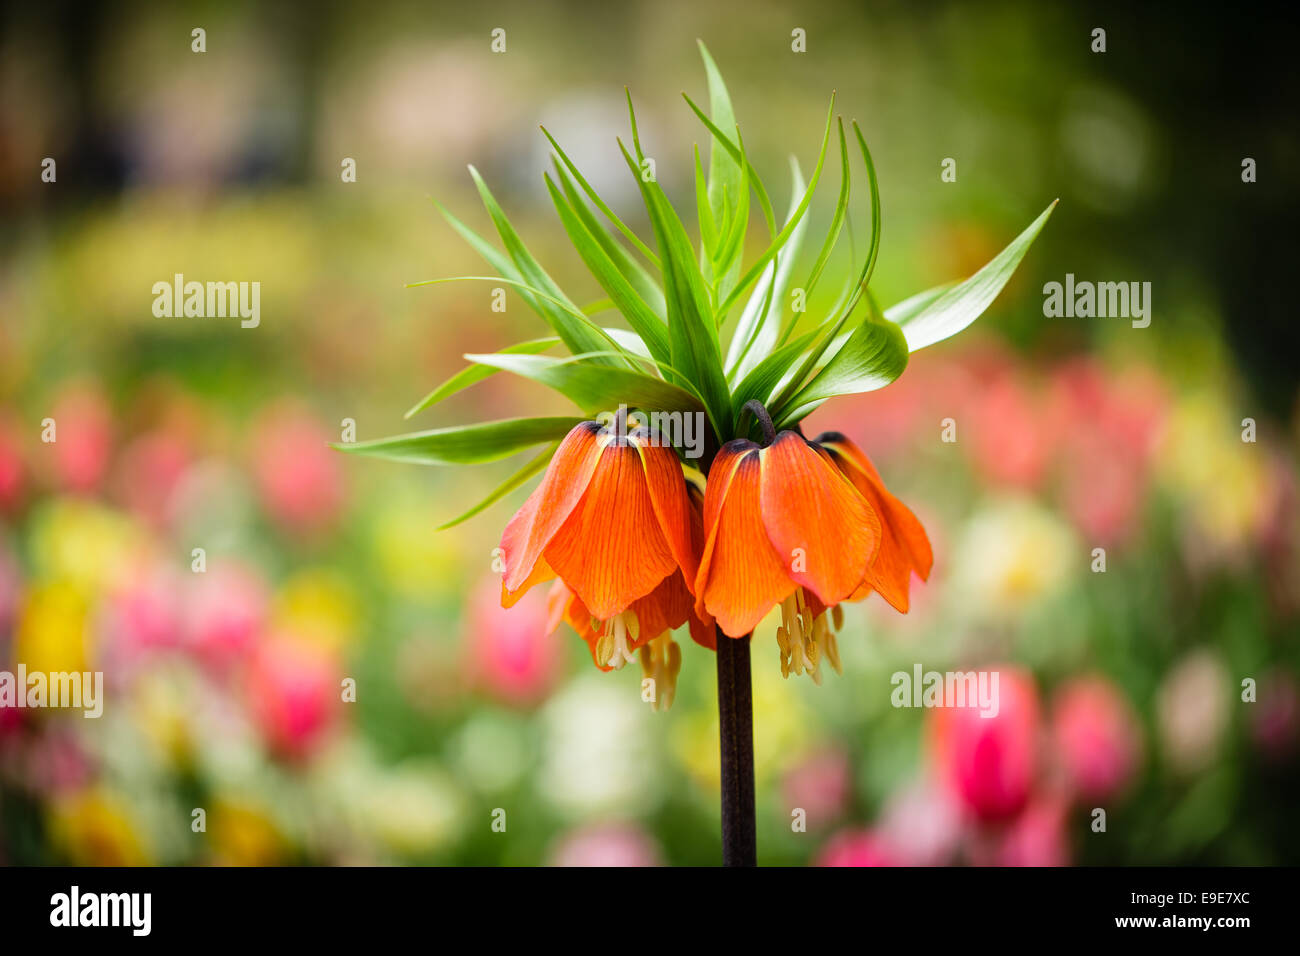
[716, 628, 757, 866]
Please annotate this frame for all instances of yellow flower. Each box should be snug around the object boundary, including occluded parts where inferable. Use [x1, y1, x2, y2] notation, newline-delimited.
[47, 788, 150, 866]
[15, 581, 91, 674]
[270, 567, 358, 654]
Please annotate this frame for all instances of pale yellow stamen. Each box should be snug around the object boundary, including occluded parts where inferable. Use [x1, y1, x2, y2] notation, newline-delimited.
[594, 610, 640, 670]
[638, 633, 682, 711]
[776, 588, 843, 683]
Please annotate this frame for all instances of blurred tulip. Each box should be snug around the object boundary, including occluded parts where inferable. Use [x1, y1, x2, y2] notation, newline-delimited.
[781, 747, 852, 828]
[464, 575, 559, 707]
[47, 788, 150, 865]
[245, 636, 342, 761]
[270, 567, 359, 655]
[47, 385, 113, 494]
[112, 430, 191, 529]
[549, 821, 663, 867]
[15, 580, 92, 674]
[1156, 650, 1228, 774]
[875, 777, 964, 866]
[814, 828, 900, 866]
[929, 666, 1040, 822]
[0, 539, 20, 634]
[1052, 676, 1142, 803]
[250, 405, 345, 537]
[971, 372, 1052, 490]
[208, 799, 290, 866]
[184, 561, 269, 671]
[1251, 669, 1299, 763]
[28, 498, 144, 597]
[538, 676, 661, 819]
[102, 563, 186, 671]
[0, 414, 26, 512]
[994, 794, 1069, 867]
[950, 498, 1077, 620]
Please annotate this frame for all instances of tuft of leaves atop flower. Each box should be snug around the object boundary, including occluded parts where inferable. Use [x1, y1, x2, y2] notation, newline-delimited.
[336, 41, 1056, 527]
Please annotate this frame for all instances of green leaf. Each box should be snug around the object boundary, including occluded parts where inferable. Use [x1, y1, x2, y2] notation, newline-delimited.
[619, 102, 732, 441]
[405, 337, 558, 419]
[467, 165, 624, 365]
[334, 416, 583, 466]
[681, 92, 777, 239]
[798, 118, 852, 310]
[551, 159, 666, 319]
[726, 156, 810, 381]
[898, 199, 1058, 352]
[405, 275, 634, 366]
[543, 172, 672, 365]
[777, 310, 909, 425]
[694, 144, 718, 274]
[697, 41, 744, 245]
[463, 350, 705, 416]
[541, 125, 661, 269]
[436, 442, 557, 529]
[729, 326, 819, 415]
[715, 94, 835, 319]
[762, 125, 880, 413]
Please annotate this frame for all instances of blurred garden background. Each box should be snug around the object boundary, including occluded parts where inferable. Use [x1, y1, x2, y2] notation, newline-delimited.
[1, 0, 1298, 865]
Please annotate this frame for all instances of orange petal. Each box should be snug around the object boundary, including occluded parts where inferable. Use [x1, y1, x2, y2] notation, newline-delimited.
[543, 439, 678, 620]
[628, 568, 694, 640]
[500, 421, 604, 595]
[635, 436, 701, 589]
[503, 557, 555, 608]
[818, 432, 933, 612]
[758, 431, 881, 608]
[696, 441, 798, 637]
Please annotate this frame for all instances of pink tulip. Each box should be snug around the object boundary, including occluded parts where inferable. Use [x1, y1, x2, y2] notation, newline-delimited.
[549, 822, 662, 867]
[1051, 676, 1142, 803]
[995, 794, 1069, 867]
[113, 430, 191, 529]
[971, 373, 1052, 490]
[1251, 670, 1299, 763]
[929, 666, 1040, 823]
[102, 565, 186, 672]
[245, 637, 342, 761]
[49, 386, 113, 494]
[814, 828, 901, 867]
[781, 747, 852, 828]
[464, 576, 559, 707]
[184, 562, 269, 672]
[250, 405, 345, 536]
[0, 414, 25, 512]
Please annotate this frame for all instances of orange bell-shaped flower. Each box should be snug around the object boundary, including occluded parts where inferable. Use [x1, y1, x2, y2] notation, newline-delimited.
[499, 417, 710, 689]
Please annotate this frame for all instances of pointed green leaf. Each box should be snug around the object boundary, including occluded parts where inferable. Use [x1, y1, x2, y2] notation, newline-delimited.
[464, 351, 705, 416]
[727, 156, 811, 381]
[551, 159, 666, 319]
[467, 166, 623, 365]
[716, 94, 835, 319]
[334, 416, 583, 466]
[618, 103, 732, 440]
[899, 200, 1058, 352]
[540, 125, 660, 268]
[405, 337, 558, 419]
[543, 172, 671, 364]
[436, 442, 558, 529]
[776, 313, 909, 426]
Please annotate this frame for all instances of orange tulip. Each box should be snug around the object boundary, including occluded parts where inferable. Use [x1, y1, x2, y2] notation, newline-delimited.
[499, 418, 711, 698]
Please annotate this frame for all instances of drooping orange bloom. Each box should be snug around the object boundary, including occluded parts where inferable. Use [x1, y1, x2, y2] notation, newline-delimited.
[695, 429, 931, 682]
[499, 419, 711, 701]
[812, 431, 934, 613]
